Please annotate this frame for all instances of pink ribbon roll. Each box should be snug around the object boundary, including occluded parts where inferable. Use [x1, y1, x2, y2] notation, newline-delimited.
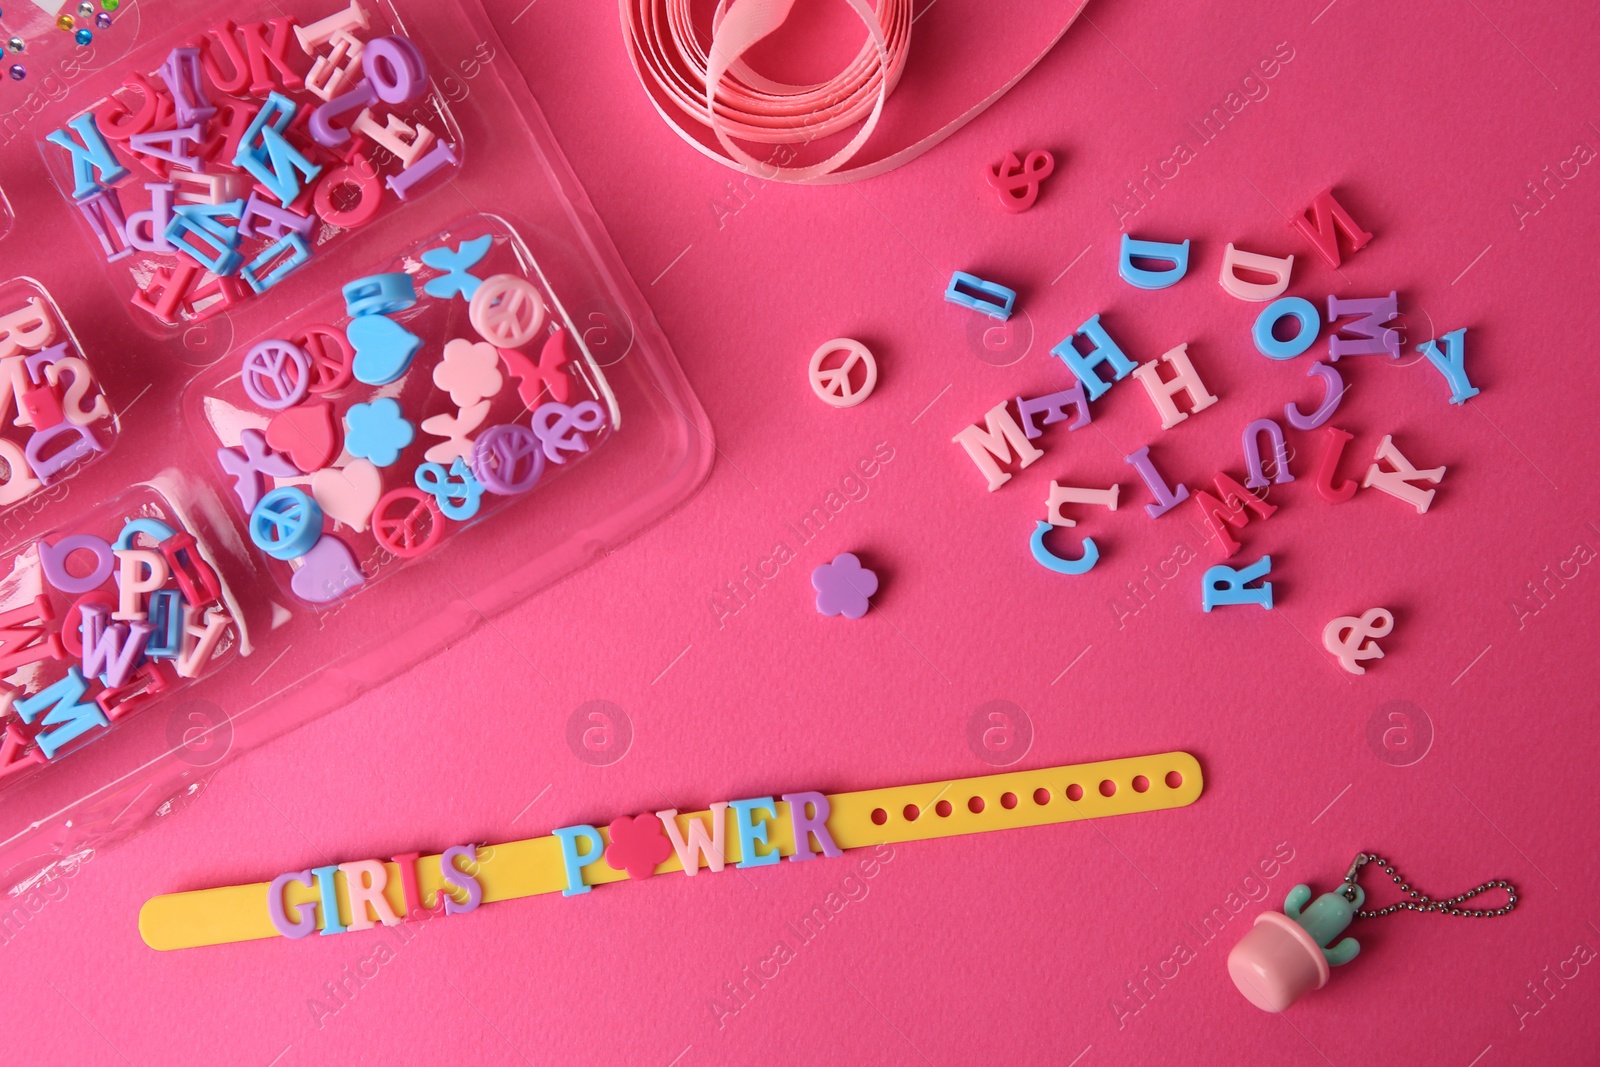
[622, 0, 914, 182]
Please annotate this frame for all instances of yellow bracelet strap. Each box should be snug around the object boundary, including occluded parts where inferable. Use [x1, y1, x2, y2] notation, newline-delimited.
[140, 751, 1201, 950]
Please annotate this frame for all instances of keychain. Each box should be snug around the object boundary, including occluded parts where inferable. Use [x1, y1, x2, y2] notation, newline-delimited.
[1228, 852, 1518, 1012]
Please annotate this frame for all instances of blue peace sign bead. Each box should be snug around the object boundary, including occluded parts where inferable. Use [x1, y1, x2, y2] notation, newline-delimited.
[249, 487, 324, 560]
[414, 457, 484, 521]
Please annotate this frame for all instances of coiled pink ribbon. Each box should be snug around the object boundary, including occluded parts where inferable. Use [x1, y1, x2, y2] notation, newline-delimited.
[621, 0, 916, 183]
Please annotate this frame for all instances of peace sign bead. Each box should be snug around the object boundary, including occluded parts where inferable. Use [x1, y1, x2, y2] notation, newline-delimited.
[242, 339, 312, 410]
[249, 487, 324, 560]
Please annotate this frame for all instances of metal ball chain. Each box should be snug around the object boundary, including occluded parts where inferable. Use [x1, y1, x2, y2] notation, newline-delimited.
[1339, 852, 1518, 919]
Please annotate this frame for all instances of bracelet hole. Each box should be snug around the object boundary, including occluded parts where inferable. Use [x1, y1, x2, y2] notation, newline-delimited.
[967, 795, 985, 814]
[871, 807, 887, 825]
[1165, 770, 1184, 789]
[935, 800, 952, 817]
[1099, 779, 1116, 797]
[1132, 775, 1149, 793]
[1000, 791, 1018, 809]
[902, 804, 919, 822]
[1032, 787, 1050, 806]
[1065, 783, 1083, 801]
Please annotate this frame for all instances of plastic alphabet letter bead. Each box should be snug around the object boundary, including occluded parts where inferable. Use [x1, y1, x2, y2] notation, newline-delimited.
[114, 549, 168, 620]
[1118, 235, 1190, 290]
[15, 667, 106, 759]
[114, 519, 177, 551]
[1253, 297, 1320, 360]
[250, 487, 324, 560]
[344, 398, 414, 467]
[469, 275, 545, 349]
[39, 534, 115, 594]
[1242, 419, 1294, 488]
[1016, 383, 1089, 437]
[1322, 608, 1393, 675]
[1132, 343, 1217, 429]
[1030, 521, 1098, 575]
[47, 113, 129, 199]
[1045, 482, 1119, 527]
[241, 339, 311, 410]
[655, 805, 729, 875]
[81, 604, 152, 688]
[1051, 314, 1136, 401]
[311, 866, 346, 935]
[1285, 361, 1344, 431]
[242, 233, 311, 294]
[1313, 427, 1358, 503]
[531, 401, 605, 464]
[160, 532, 222, 610]
[440, 845, 484, 915]
[1125, 445, 1189, 518]
[218, 428, 297, 512]
[728, 798, 781, 868]
[984, 149, 1054, 212]
[1362, 434, 1444, 514]
[414, 458, 484, 521]
[26, 422, 104, 483]
[342, 272, 417, 318]
[1218, 244, 1294, 301]
[126, 183, 178, 253]
[783, 792, 843, 861]
[952, 402, 1043, 491]
[469, 425, 545, 495]
[310, 81, 376, 147]
[362, 36, 428, 104]
[944, 271, 1016, 321]
[552, 824, 606, 895]
[1417, 328, 1478, 404]
[1326, 292, 1399, 360]
[1191, 473, 1277, 558]
[1291, 189, 1373, 268]
[144, 590, 182, 658]
[268, 871, 318, 939]
[385, 141, 458, 200]
[421, 236, 493, 300]
[347, 314, 422, 386]
[339, 860, 401, 930]
[1203, 555, 1273, 611]
[811, 552, 878, 619]
[808, 338, 876, 408]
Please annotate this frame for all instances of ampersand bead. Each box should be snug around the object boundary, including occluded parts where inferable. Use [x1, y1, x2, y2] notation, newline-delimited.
[414, 457, 484, 521]
[529, 400, 605, 464]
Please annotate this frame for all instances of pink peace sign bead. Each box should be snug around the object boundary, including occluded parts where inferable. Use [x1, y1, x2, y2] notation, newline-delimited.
[242, 339, 312, 410]
[468, 274, 546, 349]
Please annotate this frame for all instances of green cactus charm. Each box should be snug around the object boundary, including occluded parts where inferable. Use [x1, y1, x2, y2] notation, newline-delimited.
[1283, 883, 1364, 966]
[1230, 852, 1518, 1012]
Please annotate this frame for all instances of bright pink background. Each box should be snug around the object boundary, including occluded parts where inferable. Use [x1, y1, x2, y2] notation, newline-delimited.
[7, 1, 1600, 1065]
